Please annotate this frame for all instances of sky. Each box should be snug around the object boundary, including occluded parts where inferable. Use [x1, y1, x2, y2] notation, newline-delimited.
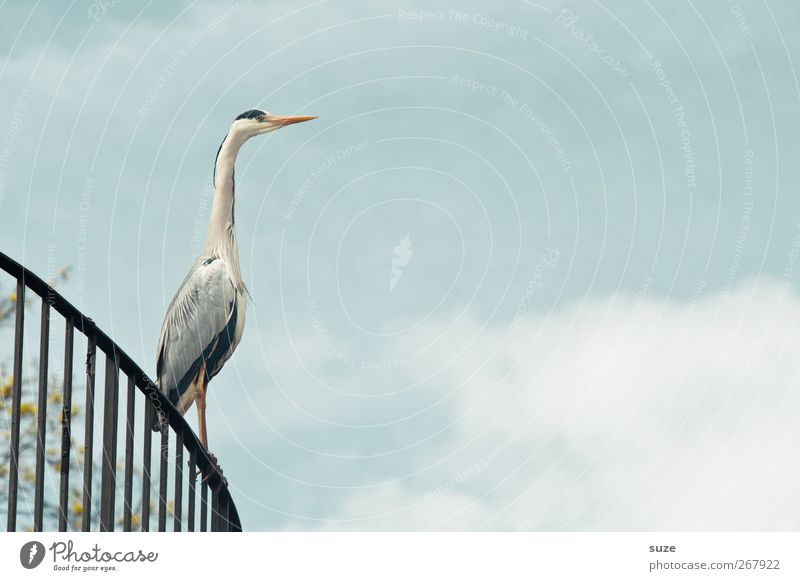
[1, 0, 799, 530]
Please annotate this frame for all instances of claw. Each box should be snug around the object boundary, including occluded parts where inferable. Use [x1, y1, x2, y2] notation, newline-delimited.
[187, 453, 227, 491]
[201, 453, 228, 493]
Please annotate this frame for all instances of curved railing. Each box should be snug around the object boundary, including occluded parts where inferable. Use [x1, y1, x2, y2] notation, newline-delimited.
[0, 251, 241, 532]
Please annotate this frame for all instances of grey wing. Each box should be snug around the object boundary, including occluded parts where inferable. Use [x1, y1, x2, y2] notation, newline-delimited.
[156, 256, 237, 414]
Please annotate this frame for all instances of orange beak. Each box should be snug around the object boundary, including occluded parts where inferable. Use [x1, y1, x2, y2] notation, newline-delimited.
[266, 115, 317, 126]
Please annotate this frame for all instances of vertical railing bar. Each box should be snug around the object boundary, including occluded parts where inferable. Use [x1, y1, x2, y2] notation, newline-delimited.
[211, 490, 220, 532]
[141, 395, 153, 532]
[187, 448, 196, 532]
[6, 278, 25, 532]
[227, 496, 235, 532]
[99, 351, 119, 531]
[158, 427, 168, 532]
[33, 297, 50, 531]
[226, 496, 234, 532]
[220, 495, 228, 532]
[200, 481, 208, 532]
[81, 333, 96, 531]
[174, 431, 183, 531]
[58, 318, 74, 532]
[228, 496, 236, 532]
[122, 375, 135, 531]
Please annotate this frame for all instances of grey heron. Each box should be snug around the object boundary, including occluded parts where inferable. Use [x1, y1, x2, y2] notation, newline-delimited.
[154, 109, 316, 469]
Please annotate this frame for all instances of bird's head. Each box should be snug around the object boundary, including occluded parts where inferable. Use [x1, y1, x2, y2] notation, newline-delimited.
[230, 108, 316, 140]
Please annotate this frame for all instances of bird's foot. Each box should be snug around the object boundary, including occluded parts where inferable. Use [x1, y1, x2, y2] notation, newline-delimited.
[202, 452, 228, 493]
[188, 452, 227, 492]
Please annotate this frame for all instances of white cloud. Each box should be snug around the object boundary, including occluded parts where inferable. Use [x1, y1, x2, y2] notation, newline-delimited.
[310, 278, 800, 530]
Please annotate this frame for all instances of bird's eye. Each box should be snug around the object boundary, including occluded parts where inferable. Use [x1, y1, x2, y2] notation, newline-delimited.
[257, 115, 266, 122]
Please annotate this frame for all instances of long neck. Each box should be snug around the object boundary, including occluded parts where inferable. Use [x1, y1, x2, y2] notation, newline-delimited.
[204, 132, 245, 287]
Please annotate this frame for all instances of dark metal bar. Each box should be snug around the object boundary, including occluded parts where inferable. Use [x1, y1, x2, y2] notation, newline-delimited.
[33, 297, 51, 531]
[174, 431, 183, 531]
[187, 448, 196, 532]
[226, 491, 242, 532]
[158, 427, 168, 531]
[225, 497, 233, 532]
[218, 496, 228, 532]
[122, 375, 135, 531]
[141, 397, 153, 532]
[6, 278, 25, 532]
[211, 490, 220, 532]
[200, 481, 208, 532]
[58, 318, 74, 531]
[100, 352, 120, 531]
[81, 334, 97, 531]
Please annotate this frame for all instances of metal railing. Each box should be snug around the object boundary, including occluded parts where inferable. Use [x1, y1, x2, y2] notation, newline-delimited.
[0, 251, 241, 532]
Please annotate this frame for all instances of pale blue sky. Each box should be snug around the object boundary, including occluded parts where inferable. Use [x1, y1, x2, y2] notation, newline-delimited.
[1, 0, 799, 530]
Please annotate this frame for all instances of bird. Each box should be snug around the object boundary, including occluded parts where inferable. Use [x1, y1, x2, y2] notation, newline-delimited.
[153, 109, 316, 470]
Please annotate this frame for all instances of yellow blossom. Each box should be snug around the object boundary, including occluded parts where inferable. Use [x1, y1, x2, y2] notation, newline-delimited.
[1, 376, 12, 397]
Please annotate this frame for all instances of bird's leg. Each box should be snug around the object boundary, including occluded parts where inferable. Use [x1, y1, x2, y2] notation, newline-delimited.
[195, 360, 209, 451]
[192, 362, 211, 479]
[193, 362, 226, 491]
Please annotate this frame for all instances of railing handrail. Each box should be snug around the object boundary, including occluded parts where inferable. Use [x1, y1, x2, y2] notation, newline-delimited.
[0, 251, 242, 531]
